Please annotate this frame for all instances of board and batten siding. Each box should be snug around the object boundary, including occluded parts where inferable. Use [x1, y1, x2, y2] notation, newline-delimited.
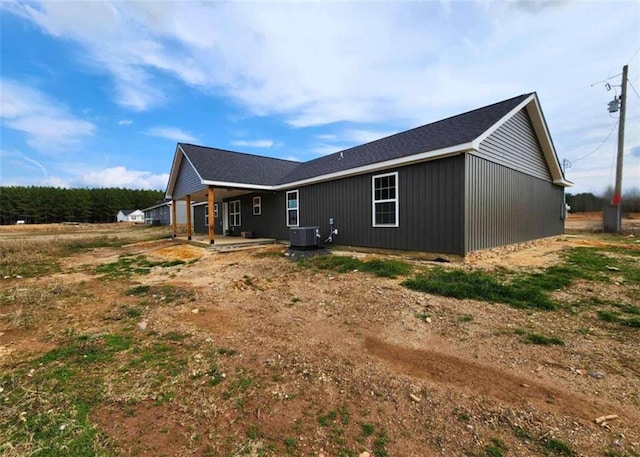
[465, 155, 564, 253]
[173, 157, 204, 199]
[477, 108, 552, 181]
[297, 155, 466, 255]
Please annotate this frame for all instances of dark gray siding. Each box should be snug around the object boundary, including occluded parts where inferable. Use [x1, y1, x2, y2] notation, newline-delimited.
[296, 156, 466, 254]
[477, 108, 551, 181]
[144, 206, 170, 225]
[465, 155, 564, 252]
[222, 193, 288, 239]
[218, 157, 466, 253]
[193, 203, 223, 235]
[173, 157, 203, 198]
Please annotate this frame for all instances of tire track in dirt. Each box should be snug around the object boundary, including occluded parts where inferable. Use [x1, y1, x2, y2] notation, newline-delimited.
[365, 336, 614, 422]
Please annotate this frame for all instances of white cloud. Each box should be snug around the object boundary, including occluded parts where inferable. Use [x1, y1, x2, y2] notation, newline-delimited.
[118, 119, 133, 125]
[230, 139, 275, 149]
[145, 126, 199, 143]
[78, 166, 169, 189]
[0, 79, 95, 153]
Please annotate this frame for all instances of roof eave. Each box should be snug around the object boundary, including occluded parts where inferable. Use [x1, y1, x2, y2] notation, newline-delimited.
[274, 142, 475, 190]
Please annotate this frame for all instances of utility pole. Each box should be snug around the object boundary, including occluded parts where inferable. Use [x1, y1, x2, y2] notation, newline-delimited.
[603, 65, 628, 233]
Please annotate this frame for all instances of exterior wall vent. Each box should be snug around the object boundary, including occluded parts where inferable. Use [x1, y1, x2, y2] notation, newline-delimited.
[290, 226, 320, 249]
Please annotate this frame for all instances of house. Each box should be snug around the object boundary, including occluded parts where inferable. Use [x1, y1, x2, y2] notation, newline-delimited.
[116, 209, 144, 223]
[142, 199, 191, 226]
[165, 93, 572, 255]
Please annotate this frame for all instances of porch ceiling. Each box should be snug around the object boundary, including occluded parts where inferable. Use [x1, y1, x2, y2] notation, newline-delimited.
[174, 187, 263, 202]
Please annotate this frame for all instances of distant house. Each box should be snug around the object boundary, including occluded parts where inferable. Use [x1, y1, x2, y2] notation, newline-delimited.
[116, 209, 144, 223]
[165, 93, 572, 255]
[142, 200, 190, 226]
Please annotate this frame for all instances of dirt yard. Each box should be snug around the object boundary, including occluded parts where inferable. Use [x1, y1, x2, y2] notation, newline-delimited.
[0, 218, 638, 457]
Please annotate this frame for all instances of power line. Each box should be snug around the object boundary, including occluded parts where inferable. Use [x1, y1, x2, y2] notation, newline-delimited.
[628, 79, 640, 102]
[572, 120, 619, 163]
[628, 46, 640, 64]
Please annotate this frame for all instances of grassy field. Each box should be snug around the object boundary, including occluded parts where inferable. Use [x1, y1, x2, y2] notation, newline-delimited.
[0, 224, 639, 456]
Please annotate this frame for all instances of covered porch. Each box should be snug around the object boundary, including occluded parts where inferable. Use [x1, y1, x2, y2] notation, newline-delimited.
[170, 186, 251, 245]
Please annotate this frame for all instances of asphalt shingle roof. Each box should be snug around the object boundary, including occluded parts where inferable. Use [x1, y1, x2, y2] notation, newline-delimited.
[180, 93, 532, 187]
[181, 145, 300, 186]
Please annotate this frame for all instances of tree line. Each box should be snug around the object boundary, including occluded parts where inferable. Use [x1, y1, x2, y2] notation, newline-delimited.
[566, 186, 640, 213]
[0, 186, 164, 225]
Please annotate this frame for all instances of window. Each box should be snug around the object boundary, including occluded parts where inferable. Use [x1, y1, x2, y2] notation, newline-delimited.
[286, 190, 298, 227]
[204, 205, 209, 226]
[230, 200, 241, 226]
[372, 172, 398, 227]
[214, 203, 219, 218]
[253, 196, 262, 215]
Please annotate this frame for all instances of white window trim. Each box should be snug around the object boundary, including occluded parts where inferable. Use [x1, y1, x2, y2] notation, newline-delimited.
[204, 204, 209, 226]
[286, 190, 299, 227]
[230, 200, 241, 227]
[214, 203, 219, 218]
[253, 196, 262, 216]
[372, 171, 399, 227]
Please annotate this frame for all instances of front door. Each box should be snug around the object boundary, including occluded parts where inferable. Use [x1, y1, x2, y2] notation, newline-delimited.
[222, 202, 229, 234]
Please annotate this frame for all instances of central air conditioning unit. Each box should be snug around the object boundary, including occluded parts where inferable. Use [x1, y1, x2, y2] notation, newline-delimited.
[289, 226, 320, 249]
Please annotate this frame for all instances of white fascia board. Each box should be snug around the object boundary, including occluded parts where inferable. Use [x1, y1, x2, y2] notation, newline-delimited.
[525, 97, 566, 184]
[274, 143, 474, 190]
[554, 178, 574, 187]
[165, 144, 183, 199]
[200, 180, 274, 191]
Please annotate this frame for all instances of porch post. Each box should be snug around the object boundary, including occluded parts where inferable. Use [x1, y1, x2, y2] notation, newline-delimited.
[185, 194, 192, 240]
[171, 199, 177, 238]
[208, 187, 215, 244]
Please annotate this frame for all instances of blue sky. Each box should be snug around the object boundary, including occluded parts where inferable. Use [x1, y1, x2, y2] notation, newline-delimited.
[1, 0, 639, 195]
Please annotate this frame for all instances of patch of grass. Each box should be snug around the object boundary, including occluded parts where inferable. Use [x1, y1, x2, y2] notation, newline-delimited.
[403, 268, 558, 310]
[597, 310, 620, 322]
[624, 316, 640, 328]
[38, 333, 132, 366]
[284, 436, 297, 452]
[254, 249, 285, 258]
[301, 255, 412, 278]
[512, 425, 534, 441]
[459, 314, 474, 322]
[246, 424, 263, 440]
[542, 437, 576, 456]
[163, 331, 190, 341]
[361, 423, 375, 436]
[125, 284, 151, 296]
[217, 347, 238, 356]
[403, 246, 640, 311]
[96, 255, 184, 278]
[523, 332, 564, 346]
[485, 438, 508, 457]
[206, 364, 226, 386]
[373, 430, 390, 457]
[318, 410, 338, 427]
